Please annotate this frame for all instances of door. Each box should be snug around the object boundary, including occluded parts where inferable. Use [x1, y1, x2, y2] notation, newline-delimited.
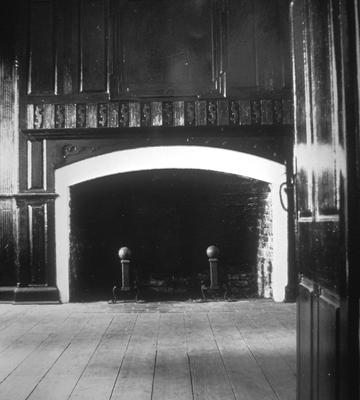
[291, 0, 359, 399]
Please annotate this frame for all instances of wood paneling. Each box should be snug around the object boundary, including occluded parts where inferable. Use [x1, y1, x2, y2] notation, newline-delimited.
[297, 279, 340, 400]
[16, 198, 53, 287]
[110, 0, 221, 98]
[318, 290, 339, 400]
[0, 55, 18, 194]
[28, 140, 44, 190]
[227, 0, 256, 89]
[28, 203, 47, 285]
[227, 0, 290, 95]
[255, 0, 287, 90]
[28, 0, 55, 95]
[292, 0, 359, 398]
[0, 201, 17, 286]
[297, 279, 313, 400]
[80, 0, 108, 93]
[23, 0, 291, 101]
[0, 8, 19, 288]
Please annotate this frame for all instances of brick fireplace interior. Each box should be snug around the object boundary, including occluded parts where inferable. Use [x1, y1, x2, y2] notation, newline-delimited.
[69, 169, 273, 301]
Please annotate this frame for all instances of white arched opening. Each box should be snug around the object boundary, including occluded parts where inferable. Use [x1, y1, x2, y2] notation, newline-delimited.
[55, 146, 288, 303]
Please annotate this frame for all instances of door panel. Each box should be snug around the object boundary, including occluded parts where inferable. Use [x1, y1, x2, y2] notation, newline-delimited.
[318, 290, 339, 400]
[291, 0, 358, 399]
[297, 279, 314, 400]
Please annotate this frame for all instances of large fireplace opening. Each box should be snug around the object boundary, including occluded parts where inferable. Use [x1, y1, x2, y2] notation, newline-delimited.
[69, 169, 273, 301]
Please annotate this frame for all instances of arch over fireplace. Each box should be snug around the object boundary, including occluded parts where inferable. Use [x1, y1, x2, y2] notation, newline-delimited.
[55, 146, 287, 303]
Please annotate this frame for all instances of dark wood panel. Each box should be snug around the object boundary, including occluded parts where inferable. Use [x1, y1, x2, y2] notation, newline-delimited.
[291, 0, 308, 145]
[297, 279, 341, 400]
[227, 0, 290, 95]
[24, 0, 292, 100]
[28, 203, 47, 285]
[80, 0, 108, 93]
[227, 0, 256, 89]
[297, 168, 312, 217]
[297, 279, 314, 400]
[110, 0, 219, 98]
[298, 220, 341, 291]
[0, 202, 17, 286]
[255, 0, 287, 90]
[28, 0, 55, 95]
[30, 140, 44, 190]
[297, 222, 314, 279]
[318, 290, 339, 400]
[16, 199, 50, 287]
[308, 0, 332, 145]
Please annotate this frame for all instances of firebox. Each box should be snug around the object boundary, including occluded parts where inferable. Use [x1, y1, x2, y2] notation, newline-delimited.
[69, 169, 272, 301]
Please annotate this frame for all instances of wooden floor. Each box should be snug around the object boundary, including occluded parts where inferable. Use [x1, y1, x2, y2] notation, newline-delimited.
[0, 299, 296, 400]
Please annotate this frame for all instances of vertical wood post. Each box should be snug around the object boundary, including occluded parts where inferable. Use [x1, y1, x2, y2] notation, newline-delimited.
[121, 260, 130, 291]
[118, 246, 132, 291]
[209, 258, 219, 289]
[206, 245, 220, 289]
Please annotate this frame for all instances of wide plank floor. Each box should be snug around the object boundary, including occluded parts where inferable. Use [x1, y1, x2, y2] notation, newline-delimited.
[0, 300, 296, 400]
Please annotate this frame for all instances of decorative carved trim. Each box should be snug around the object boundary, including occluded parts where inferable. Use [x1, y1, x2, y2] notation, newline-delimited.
[251, 100, 261, 125]
[162, 102, 173, 127]
[151, 102, 162, 126]
[185, 101, 195, 126]
[108, 102, 119, 127]
[273, 100, 282, 124]
[141, 102, 151, 127]
[55, 104, 65, 128]
[34, 105, 44, 129]
[62, 144, 78, 159]
[76, 104, 86, 128]
[260, 100, 274, 125]
[229, 101, 239, 125]
[62, 143, 98, 159]
[97, 103, 108, 127]
[207, 101, 217, 126]
[239, 100, 251, 125]
[26, 98, 293, 130]
[119, 102, 129, 127]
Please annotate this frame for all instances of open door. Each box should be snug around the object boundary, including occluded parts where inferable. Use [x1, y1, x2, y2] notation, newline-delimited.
[291, 0, 359, 399]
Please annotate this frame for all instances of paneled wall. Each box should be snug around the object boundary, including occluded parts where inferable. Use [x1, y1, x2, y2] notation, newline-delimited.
[0, 0, 293, 300]
[0, 5, 19, 288]
[24, 0, 290, 101]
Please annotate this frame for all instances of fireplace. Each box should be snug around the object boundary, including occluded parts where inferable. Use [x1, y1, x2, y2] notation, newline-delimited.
[55, 146, 287, 302]
[69, 169, 273, 301]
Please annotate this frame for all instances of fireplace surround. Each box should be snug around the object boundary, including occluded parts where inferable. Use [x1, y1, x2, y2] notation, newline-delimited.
[55, 146, 287, 302]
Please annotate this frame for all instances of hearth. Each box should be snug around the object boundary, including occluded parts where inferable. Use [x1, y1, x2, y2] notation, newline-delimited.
[69, 169, 272, 301]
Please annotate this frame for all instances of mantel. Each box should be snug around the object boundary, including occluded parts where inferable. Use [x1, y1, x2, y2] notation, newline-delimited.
[23, 125, 292, 141]
[25, 98, 293, 132]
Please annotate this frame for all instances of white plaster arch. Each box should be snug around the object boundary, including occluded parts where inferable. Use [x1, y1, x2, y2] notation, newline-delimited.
[55, 146, 288, 303]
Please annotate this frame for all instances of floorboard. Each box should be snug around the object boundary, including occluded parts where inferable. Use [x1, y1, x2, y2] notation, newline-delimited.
[152, 313, 193, 400]
[0, 311, 71, 383]
[69, 313, 138, 400]
[0, 314, 89, 400]
[110, 313, 160, 400]
[208, 312, 278, 400]
[0, 300, 296, 400]
[235, 309, 296, 400]
[0, 309, 51, 353]
[185, 312, 236, 400]
[26, 314, 113, 400]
